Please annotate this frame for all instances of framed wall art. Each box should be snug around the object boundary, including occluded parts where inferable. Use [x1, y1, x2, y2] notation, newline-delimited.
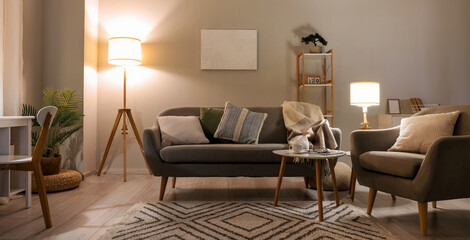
[387, 99, 401, 114]
[201, 29, 257, 70]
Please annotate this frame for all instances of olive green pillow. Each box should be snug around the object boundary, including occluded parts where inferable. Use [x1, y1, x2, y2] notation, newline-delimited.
[200, 107, 224, 143]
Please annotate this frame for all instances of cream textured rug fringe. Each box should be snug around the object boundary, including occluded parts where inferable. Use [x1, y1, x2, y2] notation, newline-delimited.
[101, 201, 396, 240]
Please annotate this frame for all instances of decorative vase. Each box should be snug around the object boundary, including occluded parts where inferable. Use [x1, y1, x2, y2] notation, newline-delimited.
[309, 46, 322, 53]
[41, 155, 62, 175]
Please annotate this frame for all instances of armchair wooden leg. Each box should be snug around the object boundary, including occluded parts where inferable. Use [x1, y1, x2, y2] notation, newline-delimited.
[366, 188, 377, 215]
[391, 194, 396, 201]
[432, 201, 436, 208]
[159, 176, 168, 201]
[349, 169, 356, 202]
[172, 177, 176, 188]
[303, 177, 309, 188]
[418, 201, 428, 236]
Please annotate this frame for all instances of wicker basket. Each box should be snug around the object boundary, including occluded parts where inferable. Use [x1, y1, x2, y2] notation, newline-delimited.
[32, 169, 82, 193]
[41, 155, 62, 175]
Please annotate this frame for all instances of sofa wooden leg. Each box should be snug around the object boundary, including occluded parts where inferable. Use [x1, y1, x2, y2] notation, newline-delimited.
[432, 201, 436, 208]
[366, 188, 377, 215]
[303, 177, 309, 188]
[172, 177, 176, 188]
[418, 201, 428, 236]
[159, 176, 168, 201]
[391, 194, 396, 201]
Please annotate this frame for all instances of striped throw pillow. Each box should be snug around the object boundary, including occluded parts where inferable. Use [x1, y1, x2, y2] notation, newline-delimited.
[388, 111, 460, 154]
[214, 102, 267, 144]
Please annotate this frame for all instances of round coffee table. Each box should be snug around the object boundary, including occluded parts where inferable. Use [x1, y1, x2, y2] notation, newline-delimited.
[272, 149, 346, 222]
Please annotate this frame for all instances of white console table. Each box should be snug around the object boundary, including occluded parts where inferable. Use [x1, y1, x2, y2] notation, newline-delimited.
[378, 114, 412, 129]
[0, 116, 34, 208]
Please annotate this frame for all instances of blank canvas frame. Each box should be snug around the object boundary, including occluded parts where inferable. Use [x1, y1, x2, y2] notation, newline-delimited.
[201, 29, 257, 70]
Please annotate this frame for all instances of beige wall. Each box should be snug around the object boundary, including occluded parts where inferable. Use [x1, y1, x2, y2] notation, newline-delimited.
[83, 0, 99, 175]
[43, 0, 85, 91]
[23, 0, 43, 107]
[96, 0, 470, 171]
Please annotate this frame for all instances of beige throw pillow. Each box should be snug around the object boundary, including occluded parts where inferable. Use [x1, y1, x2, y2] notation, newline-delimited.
[158, 116, 209, 147]
[388, 111, 460, 154]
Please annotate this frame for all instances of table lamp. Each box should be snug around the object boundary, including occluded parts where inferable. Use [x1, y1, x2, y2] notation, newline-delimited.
[97, 37, 152, 182]
[350, 82, 380, 129]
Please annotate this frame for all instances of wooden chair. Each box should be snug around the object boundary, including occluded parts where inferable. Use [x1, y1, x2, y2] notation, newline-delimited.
[0, 106, 57, 228]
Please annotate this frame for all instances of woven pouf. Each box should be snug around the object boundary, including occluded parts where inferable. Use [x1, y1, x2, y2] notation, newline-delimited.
[308, 162, 352, 191]
[32, 169, 82, 193]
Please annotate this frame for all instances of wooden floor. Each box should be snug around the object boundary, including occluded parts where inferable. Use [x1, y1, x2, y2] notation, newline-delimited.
[1, 174, 470, 239]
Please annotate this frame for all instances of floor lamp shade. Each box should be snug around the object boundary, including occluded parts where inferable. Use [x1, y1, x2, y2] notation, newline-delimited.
[108, 37, 142, 66]
[350, 82, 380, 107]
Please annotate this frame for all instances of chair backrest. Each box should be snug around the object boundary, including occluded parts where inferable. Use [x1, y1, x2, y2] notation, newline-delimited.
[414, 105, 470, 135]
[36, 106, 57, 127]
[32, 106, 57, 165]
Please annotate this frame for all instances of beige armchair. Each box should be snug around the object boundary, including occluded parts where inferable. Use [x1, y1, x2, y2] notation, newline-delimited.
[350, 105, 470, 236]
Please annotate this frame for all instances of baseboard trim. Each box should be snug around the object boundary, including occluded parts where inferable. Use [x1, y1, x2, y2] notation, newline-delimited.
[97, 168, 152, 175]
[83, 170, 97, 178]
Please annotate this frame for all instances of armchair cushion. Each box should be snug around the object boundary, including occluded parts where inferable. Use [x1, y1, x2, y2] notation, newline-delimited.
[360, 151, 425, 178]
[388, 111, 460, 154]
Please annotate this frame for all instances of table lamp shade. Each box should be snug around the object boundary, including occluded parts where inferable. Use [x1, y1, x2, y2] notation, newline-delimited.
[108, 37, 142, 66]
[350, 82, 380, 107]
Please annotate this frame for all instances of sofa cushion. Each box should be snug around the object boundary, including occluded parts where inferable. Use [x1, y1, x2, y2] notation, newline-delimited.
[158, 116, 209, 147]
[214, 102, 267, 144]
[199, 107, 226, 143]
[359, 151, 425, 179]
[160, 144, 287, 163]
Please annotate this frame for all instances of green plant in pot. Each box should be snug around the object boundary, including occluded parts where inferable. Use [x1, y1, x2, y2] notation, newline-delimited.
[301, 33, 328, 53]
[22, 87, 84, 175]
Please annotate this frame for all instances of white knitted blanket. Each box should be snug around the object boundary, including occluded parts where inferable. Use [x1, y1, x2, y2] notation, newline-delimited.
[282, 101, 338, 175]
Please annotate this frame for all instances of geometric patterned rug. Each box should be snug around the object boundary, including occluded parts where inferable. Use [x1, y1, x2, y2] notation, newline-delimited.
[100, 201, 396, 240]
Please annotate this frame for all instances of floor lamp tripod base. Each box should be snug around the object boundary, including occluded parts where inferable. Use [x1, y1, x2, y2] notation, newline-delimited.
[97, 108, 153, 182]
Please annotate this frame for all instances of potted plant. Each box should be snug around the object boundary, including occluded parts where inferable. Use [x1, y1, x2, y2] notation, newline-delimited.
[22, 87, 84, 175]
[301, 33, 328, 53]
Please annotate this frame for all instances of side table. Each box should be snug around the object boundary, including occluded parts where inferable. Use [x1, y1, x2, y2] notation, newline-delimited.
[272, 149, 346, 222]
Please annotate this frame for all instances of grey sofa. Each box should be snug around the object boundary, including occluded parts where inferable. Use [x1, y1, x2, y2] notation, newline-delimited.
[350, 105, 470, 235]
[143, 107, 341, 200]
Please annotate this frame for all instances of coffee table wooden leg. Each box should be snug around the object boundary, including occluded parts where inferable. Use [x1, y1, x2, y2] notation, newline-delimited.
[328, 159, 340, 206]
[315, 159, 323, 222]
[350, 168, 356, 202]
[274, 156, 287, 207]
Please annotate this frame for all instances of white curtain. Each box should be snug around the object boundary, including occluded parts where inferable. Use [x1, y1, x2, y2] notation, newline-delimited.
[0, 0, 23, 116]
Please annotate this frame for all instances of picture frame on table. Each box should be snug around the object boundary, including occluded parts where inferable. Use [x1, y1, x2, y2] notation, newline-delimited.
[387, 99, 401, 114]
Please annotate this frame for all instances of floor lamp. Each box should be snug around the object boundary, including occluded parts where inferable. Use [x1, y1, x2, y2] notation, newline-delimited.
[97, 37, 152, 182]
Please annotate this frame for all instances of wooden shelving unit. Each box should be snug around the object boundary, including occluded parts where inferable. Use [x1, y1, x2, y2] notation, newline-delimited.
[297, 49, 334, 126]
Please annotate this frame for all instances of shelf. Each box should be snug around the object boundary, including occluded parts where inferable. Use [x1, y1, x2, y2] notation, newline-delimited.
[297, 48, 334, 126]
[0, 155, 31, 164]
[301, 52, 332, 56]
[9, 188, 25, 196]
[299, 83, 332, 87]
